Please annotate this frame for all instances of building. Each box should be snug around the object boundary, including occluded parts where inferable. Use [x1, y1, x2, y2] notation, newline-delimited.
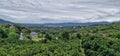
[30, 32, 38, 38]
[10, 25, 15, 29]
[19, 32, 24, 40]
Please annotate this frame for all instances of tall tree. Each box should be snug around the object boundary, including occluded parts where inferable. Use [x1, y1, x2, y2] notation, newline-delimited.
[61, 30, 70, 41]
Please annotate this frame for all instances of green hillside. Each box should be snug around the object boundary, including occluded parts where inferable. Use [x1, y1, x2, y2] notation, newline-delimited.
[0, 24, 120, 56]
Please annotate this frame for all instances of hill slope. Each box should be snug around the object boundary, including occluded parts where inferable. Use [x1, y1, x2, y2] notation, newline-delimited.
[0, 19, 13, 24]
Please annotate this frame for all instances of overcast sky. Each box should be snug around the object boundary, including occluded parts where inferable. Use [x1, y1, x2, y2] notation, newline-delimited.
[0, 0, 120, 24]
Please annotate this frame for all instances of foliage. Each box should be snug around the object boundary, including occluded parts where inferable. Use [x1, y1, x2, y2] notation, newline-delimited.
[0, 24, 120, 56]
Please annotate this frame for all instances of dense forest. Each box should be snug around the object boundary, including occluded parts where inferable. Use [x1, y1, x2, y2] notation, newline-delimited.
[0, 24, 120, 56]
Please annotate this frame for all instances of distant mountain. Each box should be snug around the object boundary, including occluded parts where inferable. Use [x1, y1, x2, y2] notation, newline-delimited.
[0, 19, 119, 27]
[114, 21, 120, 24]
[0, 19, 13, 24]
[45, 21, 110, 26]
[19, 21, 111, 27]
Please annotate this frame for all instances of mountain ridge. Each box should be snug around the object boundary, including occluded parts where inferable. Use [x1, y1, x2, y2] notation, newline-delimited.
[0, 19, 13, 24]
[0, 19, 120, 27]
[19, 21, 111, 27]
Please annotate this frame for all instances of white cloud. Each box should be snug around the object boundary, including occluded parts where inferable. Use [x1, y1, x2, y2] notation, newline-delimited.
[0, 0, 120, 24]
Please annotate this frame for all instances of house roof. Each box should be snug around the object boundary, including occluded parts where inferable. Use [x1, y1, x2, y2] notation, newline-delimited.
[30, 32, 38, 35]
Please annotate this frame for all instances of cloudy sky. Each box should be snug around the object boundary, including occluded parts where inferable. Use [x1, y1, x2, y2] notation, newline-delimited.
[0, 0, 120, 24]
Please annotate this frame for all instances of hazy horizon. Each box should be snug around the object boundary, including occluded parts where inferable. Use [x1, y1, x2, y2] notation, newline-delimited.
[0, 0, 120, 24]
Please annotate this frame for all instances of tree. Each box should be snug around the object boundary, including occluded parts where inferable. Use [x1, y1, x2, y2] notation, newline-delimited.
[8, 32, 19, 40]
[0, 29, 8, 38]
[114, 32, 120, 39]
[76, 33, 81, 39]
[61, 30, 70, 41]
[45, 34, 52, 41]
[26, 35, 32, 41]
[4, 24, 10, 28]
[14, 24, 22, 34]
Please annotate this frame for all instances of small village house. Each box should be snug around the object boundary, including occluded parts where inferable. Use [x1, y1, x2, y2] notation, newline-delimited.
[10, 25, 15, 29]
[30, 32, 38, 38]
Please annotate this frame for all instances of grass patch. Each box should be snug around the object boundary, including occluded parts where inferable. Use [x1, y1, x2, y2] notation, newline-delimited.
[32, 38, 43, 42]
